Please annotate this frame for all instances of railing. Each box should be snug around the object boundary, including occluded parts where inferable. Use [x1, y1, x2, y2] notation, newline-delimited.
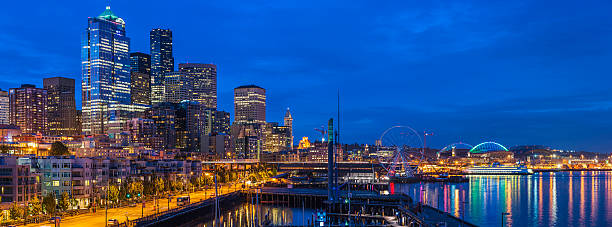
[127, 191, 243, 227]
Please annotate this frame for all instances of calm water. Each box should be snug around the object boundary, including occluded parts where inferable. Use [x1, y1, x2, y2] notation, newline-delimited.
[181, 203, 316, 227]
[395, 171, 612, 227]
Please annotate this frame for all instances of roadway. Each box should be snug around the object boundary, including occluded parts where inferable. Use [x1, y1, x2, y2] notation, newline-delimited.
[26, 183, 244, 227]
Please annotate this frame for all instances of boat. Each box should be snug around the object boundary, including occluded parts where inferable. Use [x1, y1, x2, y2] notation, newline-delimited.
[465, 163, 534, 175]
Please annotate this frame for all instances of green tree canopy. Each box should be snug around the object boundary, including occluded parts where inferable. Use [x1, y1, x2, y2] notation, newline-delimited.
[50, 141, 70, 156]
[108, 185, 120, 203]
[58, 192, 70, 211]
[30, 196, 42, 215]
[42, 193, 57, 215]
[9, 203, 24, 220]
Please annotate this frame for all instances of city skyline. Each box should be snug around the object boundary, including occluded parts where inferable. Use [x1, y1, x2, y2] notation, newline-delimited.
[0, 1, 611, 152]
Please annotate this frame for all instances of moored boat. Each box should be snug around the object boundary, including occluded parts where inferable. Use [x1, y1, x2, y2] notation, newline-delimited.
[465, 163, 533, 175]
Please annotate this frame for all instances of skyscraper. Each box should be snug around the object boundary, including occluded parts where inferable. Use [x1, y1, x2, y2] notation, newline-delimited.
[164, 72, 193, 103]
[214, 110, 231, 135]
[284, 108, 293, 148]
[0, 89, 8, 125]
[44, 77, 79, 136]
[81, 6, 131, 135]
[131, 72, 150, 106]
[129, 52, 151, 74]
[234, 85, 266, 124]
[9, 84, 47, 134]
[179, 63, 217, 109]
[150, 28, 174, 104]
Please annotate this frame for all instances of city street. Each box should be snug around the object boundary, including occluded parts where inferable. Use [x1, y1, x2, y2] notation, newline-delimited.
[26, 183, 244, 227]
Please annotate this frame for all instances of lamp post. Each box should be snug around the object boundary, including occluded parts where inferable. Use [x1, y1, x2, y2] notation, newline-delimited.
[105, 180, 109, 227]
[501, 212, 510, 227]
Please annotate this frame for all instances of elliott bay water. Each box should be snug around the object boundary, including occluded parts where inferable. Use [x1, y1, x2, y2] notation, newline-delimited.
[184, 171, 612, 226]
[397, 171, 612, 226]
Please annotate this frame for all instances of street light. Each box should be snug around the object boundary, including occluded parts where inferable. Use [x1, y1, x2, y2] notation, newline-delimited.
[501, 212, 510, 227]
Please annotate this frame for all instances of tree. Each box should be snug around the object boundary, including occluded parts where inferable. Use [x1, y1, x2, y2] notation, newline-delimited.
[143, 179, 155, 197]
[171, 179, 181, 192]
[42, 193, 57, 215]
[30, 196, 42, 215]
[9, 203, 24, 220]
[58, 192, 70, 211]
[108, 185, 120, 204]
[49, 141, 70, 156]
[154, 177, 165, 195]
[129, 181, 144, 199]
[0, 144, 11, 154]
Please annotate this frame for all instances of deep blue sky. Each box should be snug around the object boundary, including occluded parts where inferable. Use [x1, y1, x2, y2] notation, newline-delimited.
[1, 1, 611, 152]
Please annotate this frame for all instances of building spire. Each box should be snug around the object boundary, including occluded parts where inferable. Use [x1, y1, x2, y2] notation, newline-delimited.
[284, 107, 292, 118]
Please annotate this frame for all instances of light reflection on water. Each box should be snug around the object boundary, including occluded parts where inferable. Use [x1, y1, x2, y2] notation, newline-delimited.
[184, 203, 316, 227]
[395, 171, 612, 227]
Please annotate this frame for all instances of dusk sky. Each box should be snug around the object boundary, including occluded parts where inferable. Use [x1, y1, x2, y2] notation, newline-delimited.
[1, 1, 611, 152]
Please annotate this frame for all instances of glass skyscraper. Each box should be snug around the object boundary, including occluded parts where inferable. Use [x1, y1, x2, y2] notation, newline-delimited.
[150, 28, 174, 105]
[179, 63, 217, 109]
[81, 6, 131, 135]
[44, 77, 79, 136]
[130, 52, 151, 106]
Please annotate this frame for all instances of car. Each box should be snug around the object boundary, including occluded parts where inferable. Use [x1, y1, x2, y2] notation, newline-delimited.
[107, 219, 119, 225]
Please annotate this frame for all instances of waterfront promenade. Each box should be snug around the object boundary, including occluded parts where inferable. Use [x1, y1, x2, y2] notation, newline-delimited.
[24, 184, 243, 227]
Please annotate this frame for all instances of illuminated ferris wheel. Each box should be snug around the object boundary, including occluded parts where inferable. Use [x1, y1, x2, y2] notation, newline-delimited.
[377, 126, 424, 177]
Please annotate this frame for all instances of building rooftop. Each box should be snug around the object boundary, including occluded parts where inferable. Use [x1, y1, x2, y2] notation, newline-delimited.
[98, 6, 125, 24]
[235, 85, 264, 89]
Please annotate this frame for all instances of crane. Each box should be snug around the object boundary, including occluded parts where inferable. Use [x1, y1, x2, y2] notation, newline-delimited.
[314, 126, 327, 142]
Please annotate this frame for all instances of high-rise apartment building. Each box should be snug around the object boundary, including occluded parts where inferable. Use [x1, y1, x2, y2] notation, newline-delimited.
[0, 89, 8, 125]
[81, 6, 131, 135]
[44, 77, 79, 136]
[145, 103, 177, 150]
[150, 28, 174, 104]
[234, 85, 266, 124]
[179, 63, 217, 109]
[130, 52, 151, 106]
[214, 110, 231, 135]
[9, 84, 47, 134]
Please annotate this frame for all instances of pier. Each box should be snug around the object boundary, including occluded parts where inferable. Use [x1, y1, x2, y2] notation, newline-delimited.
[126, 187, 476, 227]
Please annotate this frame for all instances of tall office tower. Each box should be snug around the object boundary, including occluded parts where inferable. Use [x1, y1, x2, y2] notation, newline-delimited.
[179, 63, 217, 109]
[0, 89, 9, 124]
[130, 52, 151, 106]
[44, 77, 79, 136]
[284, 108, 293, 148]
[130, 72, 150, 106]
[81, 6, 131, 135]
[234, 85, 266, 124]
[9, 84, 47, 134]
[164, 72, 193, 103]
[150, 28, 174, 104]
[129, 52, 151, 74]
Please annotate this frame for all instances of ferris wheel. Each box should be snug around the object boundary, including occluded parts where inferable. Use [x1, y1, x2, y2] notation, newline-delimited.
[377, 126, 424, 177]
